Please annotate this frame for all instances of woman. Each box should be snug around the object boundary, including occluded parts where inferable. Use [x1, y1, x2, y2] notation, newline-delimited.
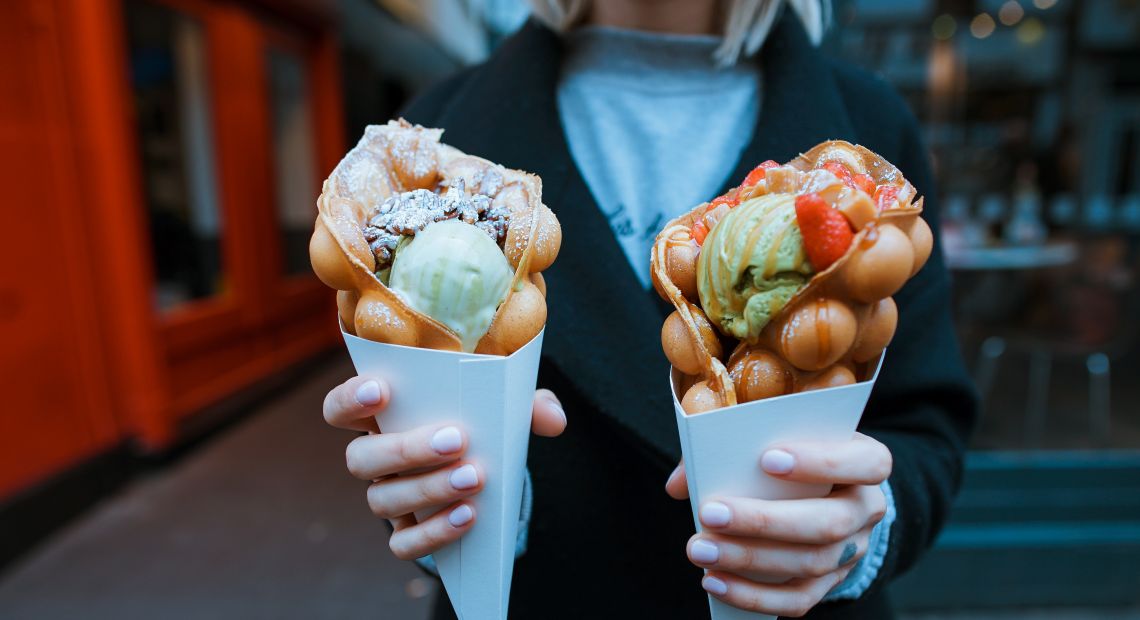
[322, 0, 977, 617]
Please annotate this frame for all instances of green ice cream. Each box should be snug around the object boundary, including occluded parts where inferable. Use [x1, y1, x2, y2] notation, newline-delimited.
[389, 219, 513, 352]
[696, 194, 815, 342]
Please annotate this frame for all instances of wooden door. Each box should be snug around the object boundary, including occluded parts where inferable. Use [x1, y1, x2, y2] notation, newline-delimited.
[0, 0, 124, 498]
[108, 0, 343, 436]
[0, 0, 345, 504]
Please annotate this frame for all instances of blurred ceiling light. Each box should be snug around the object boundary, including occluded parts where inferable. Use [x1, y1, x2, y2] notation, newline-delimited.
[999, 1, 1025, 25]
[927, 40, 958, 104]
[1033, 0, 1058, 9]
[970, 13, 996, 38]
[1016, 16, 1046, 44]
[932, 14, 957, 40]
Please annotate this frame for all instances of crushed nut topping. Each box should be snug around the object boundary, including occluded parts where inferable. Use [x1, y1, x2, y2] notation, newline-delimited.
[365, 182, 511, 272]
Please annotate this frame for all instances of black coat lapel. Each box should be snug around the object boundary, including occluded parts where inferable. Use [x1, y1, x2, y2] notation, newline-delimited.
[428, 12, 859, 465]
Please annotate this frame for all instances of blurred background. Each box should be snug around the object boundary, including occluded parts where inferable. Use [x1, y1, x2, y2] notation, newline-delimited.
[0, 0, 1137, 618]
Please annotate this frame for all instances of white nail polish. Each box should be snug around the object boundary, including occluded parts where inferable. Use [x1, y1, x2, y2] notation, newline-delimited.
[431, 427, 463, 454]
[549, 400, 566, 424]
[690, 539, 719, 564]
[760, 449, 795, 474]
[449, 464, 479, 490]
[448, 504, 473, 527]
[702, 575, 728, 596]
[355, 380, 382, 406]
[700, 502, 731, 528]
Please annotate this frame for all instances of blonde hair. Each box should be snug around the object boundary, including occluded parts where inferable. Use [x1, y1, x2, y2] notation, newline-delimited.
[528, 0, 829, 65]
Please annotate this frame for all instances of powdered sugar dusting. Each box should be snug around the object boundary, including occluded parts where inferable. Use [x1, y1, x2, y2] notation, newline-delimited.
[360, 298, 403, 330]
[363, 184, 511, 271]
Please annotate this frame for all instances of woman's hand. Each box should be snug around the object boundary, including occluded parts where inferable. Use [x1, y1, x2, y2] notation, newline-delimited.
[665, 433, 891, 618]
[323, 376, 566, 561]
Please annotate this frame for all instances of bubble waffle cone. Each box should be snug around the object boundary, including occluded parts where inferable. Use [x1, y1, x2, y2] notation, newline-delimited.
[651, 141, 933, 413]
[310, 119, 561, 355]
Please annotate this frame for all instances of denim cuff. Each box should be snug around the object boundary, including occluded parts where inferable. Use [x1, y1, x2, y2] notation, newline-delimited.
[822, 479, 896, 602]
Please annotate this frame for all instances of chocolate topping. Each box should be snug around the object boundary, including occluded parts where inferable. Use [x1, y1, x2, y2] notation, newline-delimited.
[365, 183, 511, 272]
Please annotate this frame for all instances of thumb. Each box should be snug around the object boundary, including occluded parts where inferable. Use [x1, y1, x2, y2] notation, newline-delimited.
[665, 461, 689, 500]
[531, 389, 567, 437]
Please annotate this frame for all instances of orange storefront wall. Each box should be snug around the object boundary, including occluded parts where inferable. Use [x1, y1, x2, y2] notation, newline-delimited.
[0, 0, 344, 501]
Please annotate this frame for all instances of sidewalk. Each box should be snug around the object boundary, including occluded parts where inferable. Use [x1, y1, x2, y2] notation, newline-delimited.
[0, 356, 437, 620]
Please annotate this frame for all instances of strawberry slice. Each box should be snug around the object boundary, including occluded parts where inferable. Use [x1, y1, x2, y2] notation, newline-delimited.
[795, 193, 854, 271]
[742, 160, 779, 187]
[692, 219, 710, 245]
[822, 161, 853, 184]
[708, 194, 739, 211]
[852, 173, 876, 195]
[873, 185, 900, 211]
[823, 162, 878, 197]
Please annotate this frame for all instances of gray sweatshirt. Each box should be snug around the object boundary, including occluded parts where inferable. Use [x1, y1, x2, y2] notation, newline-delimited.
[557, 26, 760, 287]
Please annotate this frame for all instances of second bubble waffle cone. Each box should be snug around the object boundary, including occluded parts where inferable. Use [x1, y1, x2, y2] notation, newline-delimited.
[651, 141, 933, 413]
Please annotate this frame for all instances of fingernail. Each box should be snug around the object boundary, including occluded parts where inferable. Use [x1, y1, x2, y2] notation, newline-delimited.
[547, 399, 567, 425]
[448, 504, 473, 527]
[665, 465, 682, 488]
[761, 449, 795, 474]
[700, 502, 731, 528]
[431, 427, 463, 454]
[449, 464, 479, 490]
[690, 539, 719, 564]
[355, 380, 383, 406]
[702, 575, 728, 596]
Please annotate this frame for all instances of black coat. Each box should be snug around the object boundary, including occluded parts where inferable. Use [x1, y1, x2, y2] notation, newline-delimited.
[402, 12, 978, 620]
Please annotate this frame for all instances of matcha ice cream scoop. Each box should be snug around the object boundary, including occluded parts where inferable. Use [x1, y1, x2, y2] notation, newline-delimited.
[389, 219, 513, 352]
[696, 194, 815, 342]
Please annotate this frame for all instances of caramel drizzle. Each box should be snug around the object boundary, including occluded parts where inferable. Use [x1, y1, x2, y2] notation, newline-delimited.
[652, 224, 737, 406]
[816, 299, 831, 365]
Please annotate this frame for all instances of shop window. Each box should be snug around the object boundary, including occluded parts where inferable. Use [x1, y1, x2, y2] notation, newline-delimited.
[831, 0, 1140, 451]
[266, 46, 318, 277]
[125, 0, 224, 310]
